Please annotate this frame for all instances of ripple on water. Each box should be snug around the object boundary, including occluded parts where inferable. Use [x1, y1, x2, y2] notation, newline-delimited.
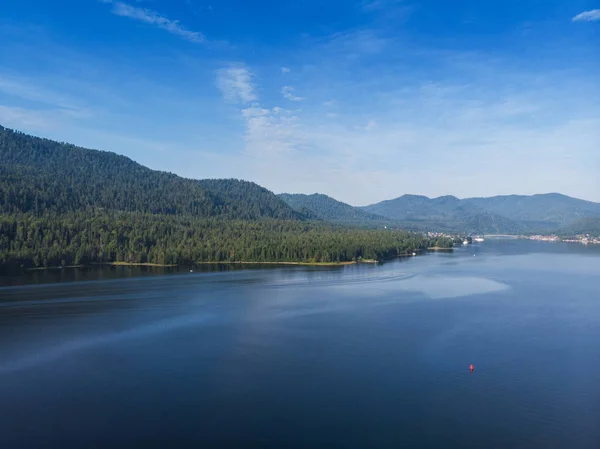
[330, 274, 510, 300]
[264, 271, 417, 289]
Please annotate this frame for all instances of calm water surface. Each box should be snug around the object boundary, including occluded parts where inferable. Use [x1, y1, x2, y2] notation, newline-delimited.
[1, 239, 600, 449]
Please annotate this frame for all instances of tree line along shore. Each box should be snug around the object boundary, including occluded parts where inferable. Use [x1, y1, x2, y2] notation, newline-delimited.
[0, 212, 455, 270]
[0, 125, 455, 271]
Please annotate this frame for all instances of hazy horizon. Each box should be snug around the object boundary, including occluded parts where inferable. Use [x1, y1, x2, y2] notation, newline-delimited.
[1, 1, 598, 204]
[282, 191, 597, 208]
[3, 121, 599, 207]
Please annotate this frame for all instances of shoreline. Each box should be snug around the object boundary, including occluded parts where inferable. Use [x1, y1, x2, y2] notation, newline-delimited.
[26, 265, 86, 271]
[22, 260, 379, 270]
[13, 253, 464, 272]
[195, 260, 379, 266]
[91, 262, 178, 268]
[13, 251, 463, 272]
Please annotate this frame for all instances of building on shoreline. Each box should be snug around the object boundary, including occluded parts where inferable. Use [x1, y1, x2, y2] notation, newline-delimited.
[528, 234, 600, 244]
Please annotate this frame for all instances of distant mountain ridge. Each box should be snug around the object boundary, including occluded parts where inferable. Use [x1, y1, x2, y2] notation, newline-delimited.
[359, 194, 525, 234]
[278, 194, 392, 227]
[360, 193, 600, 234]
[557, 217, 600, 236]
[3, 124, 598, 236]
[279, 190, 600, 234]
[465, 194, 600, 229]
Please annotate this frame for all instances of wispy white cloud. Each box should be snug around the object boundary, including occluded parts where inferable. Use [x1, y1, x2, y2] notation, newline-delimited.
[0, 75, 75, 108]
[572, 9, 600, 22]
[281, 85, 305, 101]
[359, 0, 398, 12]
[358, 0, 412, 21]
[325, 29, 389, 56]
[0, 75, 95, 118]
[215, 65, 308, 159]
[100, 0, 206, 43]
[0, 105, 64, 130]
[242, 106, 305, 157]
[281, 67, 291, 74]
[5, 2, 598, 204]
[212, 53, 600, 204]
[0, 74, 97, 133]
[216, 66, 256, 103]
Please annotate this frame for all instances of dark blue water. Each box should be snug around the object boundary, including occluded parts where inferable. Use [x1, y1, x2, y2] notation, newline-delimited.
[1, 239, 600, 449]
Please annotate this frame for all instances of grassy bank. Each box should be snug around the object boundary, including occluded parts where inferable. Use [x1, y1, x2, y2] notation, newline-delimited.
[92, 262, 178, 268]
[195, 261, 360, 266]
[18, 259, 381, 271]
[25, 265, 85, 271]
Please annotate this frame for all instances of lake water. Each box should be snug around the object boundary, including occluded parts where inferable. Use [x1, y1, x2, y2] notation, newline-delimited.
[1, 239, 600, 449]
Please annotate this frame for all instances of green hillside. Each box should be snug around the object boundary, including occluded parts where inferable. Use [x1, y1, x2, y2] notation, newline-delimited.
[465, 194, 600, 229]
[0, 212, 447, 268]
[0, 126, 450, 268]
[360, 192, 600, 234]
[361, 194, 526, 234]
[557, 217, 600, 236]
[0, 126, 301, 220]
[279, 193, 391, 227]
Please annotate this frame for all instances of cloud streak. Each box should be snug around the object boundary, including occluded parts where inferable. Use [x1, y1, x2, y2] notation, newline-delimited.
[572, 9, 600, 22]
[281, 86, 305, 101]
[216, 66, 257, 103]
[215, 64, 308, 161]
[0, 105, 55, 130]
[0, 75, 78, 110]
[101, 0, 206, 43]
[210, 51, 600, 205]
[5, 3, 599, 204]
[242, 106, 304, 157]
[359, 0, 403, 12]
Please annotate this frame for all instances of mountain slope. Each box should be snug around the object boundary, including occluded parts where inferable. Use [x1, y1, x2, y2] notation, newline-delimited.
[465, 194, 600, 229]
[362, 192, 600, 234]
[363, 195, 452, 221]
[279, 193, 390, 227]
[0, 125, 454, 269]
[557, 217, 600, 236]
[0, 125, 301, 220]
[361, 194, 525, 234]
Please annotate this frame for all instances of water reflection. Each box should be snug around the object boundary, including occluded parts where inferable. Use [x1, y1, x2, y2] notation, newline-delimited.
[1, 239, 600, 449]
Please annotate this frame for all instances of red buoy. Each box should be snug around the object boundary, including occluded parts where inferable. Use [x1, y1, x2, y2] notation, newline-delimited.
[469, 364, 475, 372]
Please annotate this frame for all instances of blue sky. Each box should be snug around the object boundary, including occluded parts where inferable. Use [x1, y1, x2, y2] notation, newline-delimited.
[1, 0, 599, 205]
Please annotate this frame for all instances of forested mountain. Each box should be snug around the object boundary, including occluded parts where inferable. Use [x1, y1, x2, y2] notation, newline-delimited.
[361, 195, 526, 234]
[363, 195, 458, 221]
[362, 193, 600, 234]
[7, 123, 595, 271]
[0, 125, 451, 269]
[279, 193, 525, 233]
[0, 212, 449, 268]
[557, 217, 600, 236]
[465, 194, 600, 229]
[279, 193, 391, 227]
[0, 126, 301, 220]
